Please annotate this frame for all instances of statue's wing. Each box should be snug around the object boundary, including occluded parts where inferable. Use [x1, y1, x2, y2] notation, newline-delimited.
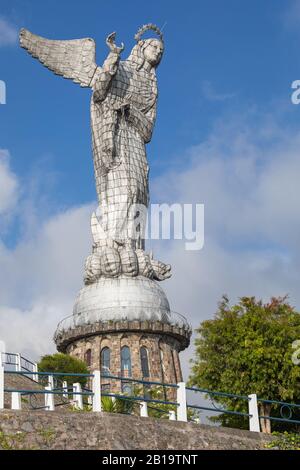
[20, 28, 97, 88]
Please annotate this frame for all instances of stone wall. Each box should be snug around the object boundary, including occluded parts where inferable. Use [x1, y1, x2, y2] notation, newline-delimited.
[0, 410, 273, 450]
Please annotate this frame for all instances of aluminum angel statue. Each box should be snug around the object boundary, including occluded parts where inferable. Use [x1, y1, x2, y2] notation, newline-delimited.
[20, 24, 171, 282]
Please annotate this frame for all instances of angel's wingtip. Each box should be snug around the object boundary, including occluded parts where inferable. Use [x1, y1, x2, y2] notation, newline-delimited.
[19, 28, 33, 49]
[19, 28, 28, 43]
[19, 27, 32, 37]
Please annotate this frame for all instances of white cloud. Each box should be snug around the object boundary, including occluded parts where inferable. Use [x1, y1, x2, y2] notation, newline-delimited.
[0, 17, 18, 47]
[0, 152, 94, 359]
[149, 112, 300, 379]
[0, 150, 18, 216]
[0, 203, 93, 308]
[201, 80, 236, 102]
[0, 202, 93, 360]
[1, 107, 300, 381]
[0, 304, 68, 359]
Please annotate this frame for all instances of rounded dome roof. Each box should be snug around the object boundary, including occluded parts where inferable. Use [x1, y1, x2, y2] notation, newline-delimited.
[72, 276, 171, 325]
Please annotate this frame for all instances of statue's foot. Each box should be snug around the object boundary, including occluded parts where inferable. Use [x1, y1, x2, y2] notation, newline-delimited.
[84, 244, 171, 284]
[150, 259, 172, 281]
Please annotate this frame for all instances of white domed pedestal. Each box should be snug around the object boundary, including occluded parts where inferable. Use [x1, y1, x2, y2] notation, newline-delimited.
[73, 276, 171, 325]
[54, 276, 191, 392]
[54, 275, 191, 352]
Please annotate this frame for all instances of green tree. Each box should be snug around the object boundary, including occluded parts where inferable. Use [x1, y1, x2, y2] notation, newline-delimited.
[38, 353, 89, 387]
[188, 296, 300, 433]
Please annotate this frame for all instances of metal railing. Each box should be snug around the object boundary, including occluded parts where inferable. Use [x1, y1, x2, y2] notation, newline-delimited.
[1, 352, 18, 368]
[100, 373, 179, 418]
[186, 386, 251, 418]
[1, 352, 38, 382]
[2, 371, 94, 411]
[54, 306, 192, 340]
[258, 397, 300, 426]
[0, 370, 179, 418]
[1, 367, 299, 433]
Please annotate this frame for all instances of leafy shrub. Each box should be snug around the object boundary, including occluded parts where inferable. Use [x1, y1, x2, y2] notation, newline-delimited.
[38, 353, 89, 387]
[265, 432, 300, 450]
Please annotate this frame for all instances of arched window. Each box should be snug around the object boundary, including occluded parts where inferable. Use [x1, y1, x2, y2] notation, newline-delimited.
[140, 347, 150, 378]
[101, 347, 111, 374]
[121, 346, 132, 377]
[121, 346, 132, 394]
[85, 349, 92, 367]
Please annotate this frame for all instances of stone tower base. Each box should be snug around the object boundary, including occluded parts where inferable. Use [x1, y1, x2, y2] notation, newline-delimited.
[55, 319, 190, 398]
[54, 276, 191, 397]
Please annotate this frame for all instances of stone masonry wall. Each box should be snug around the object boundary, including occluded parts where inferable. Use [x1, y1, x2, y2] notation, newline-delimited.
[0, 410, 273, 450]
[66, 331, 183, 399]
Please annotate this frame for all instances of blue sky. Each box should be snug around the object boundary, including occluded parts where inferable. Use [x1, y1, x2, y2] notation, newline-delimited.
[1, 0, 300, 213]
[1, 1, 300, 374]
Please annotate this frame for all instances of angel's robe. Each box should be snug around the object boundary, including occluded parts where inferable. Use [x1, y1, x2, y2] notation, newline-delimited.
[91, 55, 157, 249]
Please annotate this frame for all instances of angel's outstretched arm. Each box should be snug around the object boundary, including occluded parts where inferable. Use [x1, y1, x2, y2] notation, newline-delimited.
[92, 32, 124, 103]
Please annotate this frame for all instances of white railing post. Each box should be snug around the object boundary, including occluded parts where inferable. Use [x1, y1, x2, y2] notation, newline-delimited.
[62, 381, 68, 398]
[169, 410, 176, 421]
[33, 363, 38, 382]
[45, 381, 55, 411]
[48, 374, 54, 388]
[73, 382, 83, 410]
[0, 341, 5, 369]
[11, 392, 21, 410]
[16, 353, 21, 372]
[177, 382, 187, 422]
[0, 365, 4, 409]
[92, 370, 102, 412]
[248, 393, 260, 432]
[140, 401, 148, 417]
[0, 352, 4, 368]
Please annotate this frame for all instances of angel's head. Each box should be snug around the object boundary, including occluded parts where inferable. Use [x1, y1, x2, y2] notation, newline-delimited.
[128, 24, 164, 71]
[127, 38, 164, 71]
[141, 38, 164, 66]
